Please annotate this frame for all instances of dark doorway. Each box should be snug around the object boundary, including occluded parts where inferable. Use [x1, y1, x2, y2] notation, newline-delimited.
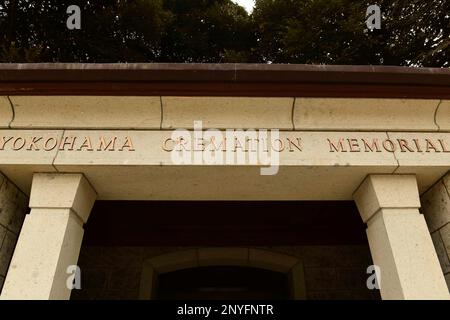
[83, 201, 368, 246]
[157, 266, 289, 300]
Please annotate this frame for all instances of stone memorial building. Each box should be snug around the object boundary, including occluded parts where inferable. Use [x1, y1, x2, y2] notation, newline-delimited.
[0, 64, 449, 300]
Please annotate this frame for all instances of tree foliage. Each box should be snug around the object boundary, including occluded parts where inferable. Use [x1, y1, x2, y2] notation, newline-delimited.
[0, 0, 448, 66]
[253, 0, 449, 66]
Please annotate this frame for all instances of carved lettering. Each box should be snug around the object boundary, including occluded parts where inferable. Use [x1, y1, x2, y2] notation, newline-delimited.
[439, 139, 450, 153]
[44, 137, 58, 151]
[12, 137, 26, 150]
[0, 134, 447, 157]
[382, 140, 396, 152]
[97, 136, 117, 151]
[362, 139, 381, 152]
[397, 139, 415, 153]
[425, 139, 440, 153]
[27, 137, 42, 151]
[59, 136, 77, 151]
[328, 139, 347, 152]
[78, 137, 93, 151]
[272, 139, 285, 152]
[119, 137, 135, 151]
[347, 139, 361, 152]
[0, 136, 13, 150]
[287, 138, 302, 152]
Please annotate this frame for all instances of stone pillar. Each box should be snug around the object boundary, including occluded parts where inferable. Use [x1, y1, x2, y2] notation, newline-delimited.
[421, 172, 450, 291]
[0, 173, 96, 300]
[353, 175, 450, 300]
[0, 172, 28, 293]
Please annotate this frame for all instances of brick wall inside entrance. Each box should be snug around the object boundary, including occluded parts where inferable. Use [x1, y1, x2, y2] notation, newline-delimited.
[71, 245, 381, 300]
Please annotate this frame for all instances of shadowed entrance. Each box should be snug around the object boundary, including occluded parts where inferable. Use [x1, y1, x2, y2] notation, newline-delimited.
[83, 201, 368, 246]
[157, 266, 289, 300]
[69, 201, 380, 300]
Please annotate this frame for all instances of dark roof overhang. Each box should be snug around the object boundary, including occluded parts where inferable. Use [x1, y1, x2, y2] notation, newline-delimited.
[0, 63, 449, 98]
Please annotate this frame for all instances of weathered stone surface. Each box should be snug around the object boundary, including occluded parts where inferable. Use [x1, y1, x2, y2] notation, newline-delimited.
[389, 132, 450, 192]
[0, 199, 27, 235]
[0, 231, 17, 276]
[445, 273, 450, 291]
[441, 223, 450, 263]
[29, 173, 97, 223]
[1, 129, 448, 200]
[431, 231, 450, 274]
[436, 100, 450, 131]
[354, 175, 421, 223]
[1, 209, 84, 299]
[1, 173, 97, 300]
[0, 173, 28, 286]
[421, 180, 450, 233]
[294, 98, 439, 131]
[0, 130, 63, 165]
[10, 96, 161, 129]
[0, 224, 6, 246]
[368, 210, 449, 299]
[355, 175, 450, 299]
[162, 97, 293, 129]
[0, 97, 12, 128]
[444, 173, 450, 194]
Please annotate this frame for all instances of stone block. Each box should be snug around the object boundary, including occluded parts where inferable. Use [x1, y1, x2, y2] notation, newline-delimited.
[436, 100, 450, 131]
[294, 98, 439, 131]
[0, 97, 12, 128]
[162, 97, 293, 129]
[441, 223, 450, 263]
[431, 231, 450, 274]
[0, 224, 6, 246]
[0, 231, 17, 276]
[421, 180, 450, 233]
[10, 96, 161, 129]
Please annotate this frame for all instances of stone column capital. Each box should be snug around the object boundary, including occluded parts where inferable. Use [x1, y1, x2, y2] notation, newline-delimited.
[29, 173, 97, 224]
[353, 175, 421, 223]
